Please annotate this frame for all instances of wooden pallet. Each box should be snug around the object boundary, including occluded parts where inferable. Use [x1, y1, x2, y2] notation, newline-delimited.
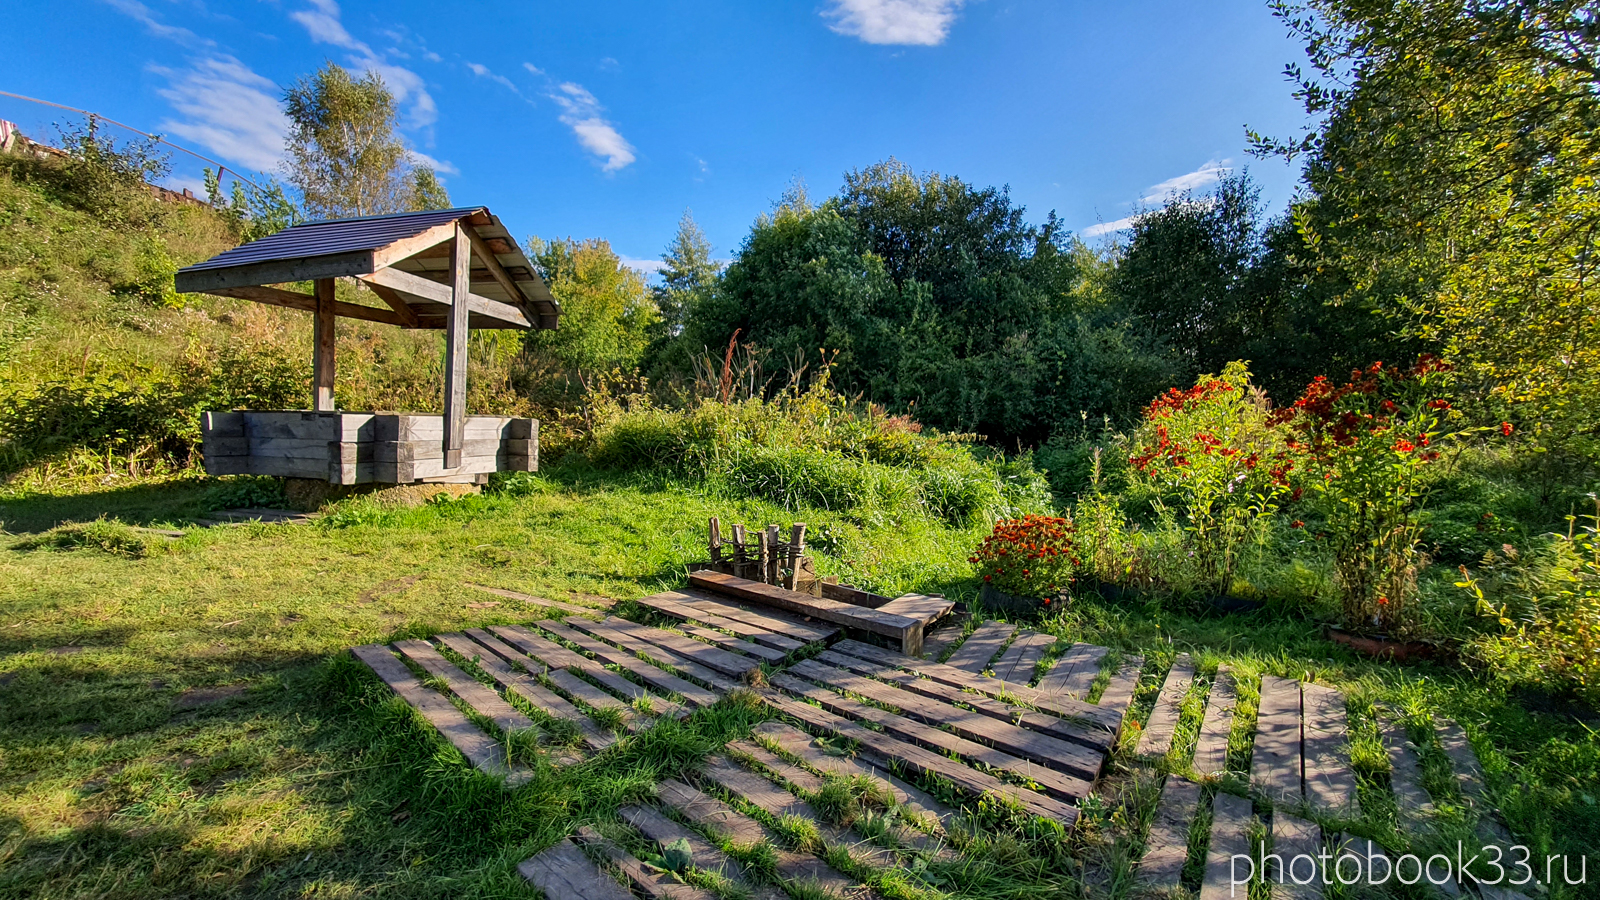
[689, 570, 928, 655]
[632, 587, 838, 658]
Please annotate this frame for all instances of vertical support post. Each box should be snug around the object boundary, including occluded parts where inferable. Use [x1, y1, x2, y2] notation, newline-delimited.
[313, 278, 336, 411]
[708, 517, 724, 570]
[443, 222, 470, 469]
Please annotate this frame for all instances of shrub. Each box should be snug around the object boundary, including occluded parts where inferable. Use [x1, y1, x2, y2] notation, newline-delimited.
[971, 514, 1080, 601]
[111, 238, 182, 308]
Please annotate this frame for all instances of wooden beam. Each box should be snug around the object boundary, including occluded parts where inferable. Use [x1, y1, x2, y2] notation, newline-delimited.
[462, 223, 534, 315]
[175, 249, 376, 293]
[313, 278, 336, 411]
[361, 280, 419, 326]
[206, 285, 411, 327]
[443, 225, 470, 469]
[356, 268, 531, 328]
[370, 220, 460, 271]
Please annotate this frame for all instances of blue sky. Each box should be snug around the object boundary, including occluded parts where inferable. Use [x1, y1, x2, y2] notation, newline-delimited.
[2, 0, 1313, 272]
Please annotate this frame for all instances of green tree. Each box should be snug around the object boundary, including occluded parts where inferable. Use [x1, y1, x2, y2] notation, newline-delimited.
[653, 210, 722, 338]
[1255, 0, 1600, 447]
[282, 62, 445, 218]
[526, 237, 658, 372]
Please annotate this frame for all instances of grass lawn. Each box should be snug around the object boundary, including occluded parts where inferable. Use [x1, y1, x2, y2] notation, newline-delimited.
[0, 468, 1596, 898]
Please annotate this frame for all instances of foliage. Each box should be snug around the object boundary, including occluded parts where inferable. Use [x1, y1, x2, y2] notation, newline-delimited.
[10, 519, 164, 558]
[110, 237, 182, 308]
[1459, 511, 1600, 706]
[1127, 362, 1295, 594]
[1255, 0, 1600, 452]
[527, 237, 659, 373]
[651, 210, 722, 340]
[282, 62, 442, 218]
[51, 116, 170, 219]
[971, 514, 1079, 600]
[203, 167, 302, 242]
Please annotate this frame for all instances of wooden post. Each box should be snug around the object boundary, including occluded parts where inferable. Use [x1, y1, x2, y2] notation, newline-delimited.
[708, 517, 724, 570]
[787, 523, 807, 590]
[731, 524, 748, 580]
[766, 524, 782, 584]
[443, 223, 471, 469]
[313, 278, 336, 411]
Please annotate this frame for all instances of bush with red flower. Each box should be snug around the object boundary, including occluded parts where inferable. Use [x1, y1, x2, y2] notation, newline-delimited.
[970, 514, 1080, 600]
[1126, 362, 1298, 595]
[1274, 356, 1502, 633]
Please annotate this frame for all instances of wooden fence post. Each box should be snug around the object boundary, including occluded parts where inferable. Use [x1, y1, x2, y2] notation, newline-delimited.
[443, 222, 470, 469]
[313, 278, 336, 411]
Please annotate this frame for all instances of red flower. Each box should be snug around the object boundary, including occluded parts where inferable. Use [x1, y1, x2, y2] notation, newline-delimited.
[1291, 520, 1305, 529]
[1501, 422, 1514, 436]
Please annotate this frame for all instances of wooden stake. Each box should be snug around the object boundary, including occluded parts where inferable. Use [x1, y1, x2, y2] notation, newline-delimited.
[787, 524, 807, 590]
[766, 524, 782, 584]
[312, 278, 336, 411]
[708, 517, 724, 569]
[443, 223, 471, 469]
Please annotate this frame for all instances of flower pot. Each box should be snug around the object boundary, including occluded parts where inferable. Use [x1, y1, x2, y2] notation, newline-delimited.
[1324, 626, 1436, 662]
[980, 583, 1058, 615]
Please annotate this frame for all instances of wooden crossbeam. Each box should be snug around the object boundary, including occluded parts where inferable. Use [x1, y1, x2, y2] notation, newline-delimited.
[207, 284, 411, 326]
[357, 267, 531, 328]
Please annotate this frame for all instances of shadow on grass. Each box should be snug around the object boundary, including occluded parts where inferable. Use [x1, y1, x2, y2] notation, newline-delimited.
[0, 479, 222, 534]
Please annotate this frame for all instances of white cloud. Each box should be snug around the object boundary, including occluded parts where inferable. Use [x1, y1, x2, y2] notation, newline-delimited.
[103, 0, 214, 48]
[1080, 216, 1136, 238]
[1140, 158, 1232, 204]
[523, 62, 545, 76]
[423, 50, 443, 63]
[549, 82, 636, 172]
[822, 0, 967, 46]
[407, 149, 458, 176]
[467, 62, 520, 95]
[289, 0, 438, 128]
[152, 55, 291, 173]
[619, 255, 665, 275]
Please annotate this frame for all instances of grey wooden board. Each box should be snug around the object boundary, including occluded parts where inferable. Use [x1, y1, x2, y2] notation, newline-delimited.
[1200, 791, 1258, 900]
[1252, 675, 1303, 804]
[706, 753, 905, 867]
[1097, 658, 1146, 720]
[875, 593, 955, 625]
[575, 826, 719, 900]
[658, 778, 768, 846]
[350, 644, 510, 778]
[491, 624, 687, 719]
[469, 630, 640, 729]
[752, 721, 957, 832]
[431, 631, 592, 761]
[516, 839, 635, 900]
[1436, 719, 1487, 804]
[1138, 654, 1196, 759]
[991, 630, 1056, 684]
[827, 638, 1124, 732]
[920, 624, 964, 661]
[817, 647, 1114, 756]
[1271, 812, 1325, 899]
[392, 639, 534, 734]
[596, 615, 759, 679]
[469, 584, 607, 618]
[1301, 683, 1358, 814]
[453, 629, 614, 752]
[758, 684, 1081, 826]
[1139, 775, 1202, 893]
[673, 588, 837, 643]
[619, 805, 788, 900]
[689, 570, 920, 648]
[639, 590, 805, 651]
[1194, 668, 1237, 775]
[1379, 714, 1434, 822]
[533, 619, 723, 709]
[943, 621, 1017, 673]
[1035, 643, 1110, 698]
[561, 617, 743, 694]
[810, 651, 1108, 777]
[772, 670, 1094, 805]
[732, 740, 827, 793]
[680, 624, 788, 662]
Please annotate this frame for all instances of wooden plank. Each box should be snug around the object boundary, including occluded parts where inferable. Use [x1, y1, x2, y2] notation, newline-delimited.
[1095, 656, 1145, 719]
[689, 571, 923, 655]
[1436, 719, 1487, 805]
[821, 581, 891, 608]
[618, 805, 788, 900]
[432, 631, 598, 759]
[489, 625, 687, 720]
[1139, 776, 1203, 893]
[574, 826, 718, 900]
[516, 839, 635, 900]
[1138, 654, 1196, 759]
[362, 278, 419, 326]
[656, 778, 769, 847]
[751, 721, 958, 831]
[1199, 791, 1258, 900]
[813, 649, 1113, 765]
[637, 591, 805, 652]
[591, 616, 760, 681]
[827, 638, 1124, 732]
[1300, 683, 1358, 814]
[176, 248, 377, 294]
[559, 617, 744, 694]
[772, 671, 1095, 803]
[943, 621, 1017, 673]
[920, 624, 964, 661]
[313, 278, 336, 411]
[467, 583, 606, 618]
[1271, 812, 1325, 899]
[1194, 667, 1237, 776]
[731, 741, 827, 794]
[349, 644, 510, 778]
[1379, 714, 1433, 822]
[680, 625, 788, 662]
[876, 593, 955, 625]
[673, 588, 836, 644]
[702, 755, 905, 869]
[358, 266, 532, 328]
[991, 630, 1057, 684]
[1035, 643, 1109, 698]
[208, 284, 412, 327]
[371, 219, 459, 270]
[757, 683, 1081, 826]
[463, 222, 536, 315]
[392, 638, 533, 734]
[1252, 675, 1303, 804]
[534, 619, 723, 709]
